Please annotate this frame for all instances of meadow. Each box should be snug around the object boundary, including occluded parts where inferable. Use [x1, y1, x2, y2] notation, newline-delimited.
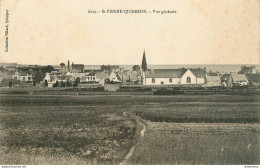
[0, 102, 141, 164]
[127, 122, 260, 165]
[0, 93, 259, 164]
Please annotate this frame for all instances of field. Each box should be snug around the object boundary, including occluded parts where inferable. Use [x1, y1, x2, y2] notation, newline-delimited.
[0, 93, 259, 164]
[127, 122, 259, 164]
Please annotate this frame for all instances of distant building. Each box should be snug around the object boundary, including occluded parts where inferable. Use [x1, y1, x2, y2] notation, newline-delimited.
[1, 62, 18, 69]
[71, 63, 84, 73]
[227, 74, 248, 86]
[85, 72, 96, 82]
[238, 66, 257, 74]
[96, 71, 109, 85]
[245, 73, 260, 87]
[100, 65, 119, 71]
[204, 74, 221, 87]
[220, 74, 230, 86]
[108, 70, 122, 83]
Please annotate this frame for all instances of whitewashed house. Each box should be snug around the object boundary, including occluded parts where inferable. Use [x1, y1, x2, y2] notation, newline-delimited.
[85, 72, 96, 82]
[142, 68, 206, 85]
[12, 71, 33, 82]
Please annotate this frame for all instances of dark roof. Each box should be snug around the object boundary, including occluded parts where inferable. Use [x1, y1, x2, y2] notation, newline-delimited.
[6, 71, 15, 75]
[246, 74, 260, 83]
[96, 71, 108, 79]
[238, 67, 253, 74]
[72, 64, 84, 69]
[207, 75, 221, 82]
[231, 74, 248, 82]
[207, 72, 219, 76]
[145, 69, 187, 78]
[190, 68, 206, 78]
[86, 72, 95, 76]
[19, 71, 32, 76]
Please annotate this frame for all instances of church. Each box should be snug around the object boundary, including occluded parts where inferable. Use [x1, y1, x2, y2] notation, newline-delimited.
[140, 51, 206, 85]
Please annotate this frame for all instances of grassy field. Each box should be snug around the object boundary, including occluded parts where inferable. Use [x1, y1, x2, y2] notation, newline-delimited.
[0, 104, 140, 164]
[127, 122, 260, 165]
[132, 102, 260, 123]
[0, 94, 259, 164]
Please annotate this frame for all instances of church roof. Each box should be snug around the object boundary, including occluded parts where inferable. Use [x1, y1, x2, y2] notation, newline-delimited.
[145, 69, 187, 78]
[145, 68, 206, 78]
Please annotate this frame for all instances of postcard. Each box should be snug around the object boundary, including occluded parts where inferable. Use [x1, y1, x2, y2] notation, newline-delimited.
[0, 0, 259, 167]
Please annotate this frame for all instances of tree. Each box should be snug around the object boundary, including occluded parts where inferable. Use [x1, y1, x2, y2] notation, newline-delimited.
[33, 71, 45, 83]
[60, 63, 65, 66]
[66, 80, 71, 87]
[53, 81, 59, 88]
[73, 77, 80, 87]
[60, 81, 65, 87]
[33, 81, 36, 86]
[9, 81, 12, 87]
[41, 65, 54, 73]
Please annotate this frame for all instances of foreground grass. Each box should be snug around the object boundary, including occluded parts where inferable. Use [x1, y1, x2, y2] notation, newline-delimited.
[0, 94, 259, 164]
[127, 122, 260, 165]
[0, 105, 138, 164]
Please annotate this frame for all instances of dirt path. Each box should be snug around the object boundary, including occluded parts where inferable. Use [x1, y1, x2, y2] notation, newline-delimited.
[120, 112, 146, 165]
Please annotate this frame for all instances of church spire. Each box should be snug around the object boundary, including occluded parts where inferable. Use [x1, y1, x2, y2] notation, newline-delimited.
[141, 49, 147, 71]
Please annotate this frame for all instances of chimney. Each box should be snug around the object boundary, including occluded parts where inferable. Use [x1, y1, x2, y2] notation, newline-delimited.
[68, 60, 70, 72]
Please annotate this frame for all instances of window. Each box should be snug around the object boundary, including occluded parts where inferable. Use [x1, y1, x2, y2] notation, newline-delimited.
[28, 77, 31, 80]
[152, 78, 155, 83]
[186, 77, 191, 83]
[93, 77, 95, 80]
[169, 78, 172, 83]
[23, 77, 25, 81]
[14, 77, 17, 79]
[161, 81, 164, 85]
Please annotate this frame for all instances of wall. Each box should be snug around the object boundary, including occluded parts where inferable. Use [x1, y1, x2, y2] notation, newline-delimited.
[180, 70, 197, 84]
[144, 78, 180, 85]
[19, 75, 33, 82]
[197, 78, 205, 84]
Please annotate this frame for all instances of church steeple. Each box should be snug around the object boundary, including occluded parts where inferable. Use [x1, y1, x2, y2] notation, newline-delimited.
[141, 50, 147, 71]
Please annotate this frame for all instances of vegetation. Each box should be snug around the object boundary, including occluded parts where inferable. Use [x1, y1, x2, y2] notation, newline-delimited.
[132, 103, 259, 123]
[0, 94, 259, 164]
[0, 97, 140, 164]
[127, 122, 260, 165]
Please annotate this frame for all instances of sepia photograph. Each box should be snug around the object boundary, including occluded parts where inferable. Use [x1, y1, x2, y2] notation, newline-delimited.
[0, 0, 259, 167]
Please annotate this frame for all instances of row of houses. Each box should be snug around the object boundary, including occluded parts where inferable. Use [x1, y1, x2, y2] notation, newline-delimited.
[1, 66, 259, 88]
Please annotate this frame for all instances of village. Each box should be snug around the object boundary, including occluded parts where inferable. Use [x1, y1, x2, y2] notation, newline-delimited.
[0, 51, 259, 91]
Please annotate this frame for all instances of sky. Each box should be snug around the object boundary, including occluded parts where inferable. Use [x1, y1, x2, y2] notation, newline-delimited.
[0, 0, 259, 65]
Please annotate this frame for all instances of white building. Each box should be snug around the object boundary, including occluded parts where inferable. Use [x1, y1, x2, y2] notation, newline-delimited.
[12, 71, 33, 82]
[142, 68, 206, 85]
